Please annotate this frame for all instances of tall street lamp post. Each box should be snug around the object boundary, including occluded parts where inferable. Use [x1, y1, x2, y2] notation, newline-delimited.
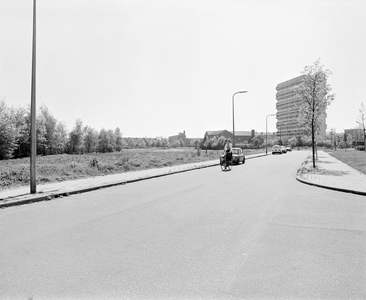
[266, 114, 276, 155]
[232, 91, 247, 147]
[30, 0, 37, 193]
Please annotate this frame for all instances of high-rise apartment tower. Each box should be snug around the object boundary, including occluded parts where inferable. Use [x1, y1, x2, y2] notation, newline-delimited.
[275, 75, 326, 139]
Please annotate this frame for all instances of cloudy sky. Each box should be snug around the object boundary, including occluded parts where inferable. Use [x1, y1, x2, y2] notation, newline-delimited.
[1, 0, 366, 139]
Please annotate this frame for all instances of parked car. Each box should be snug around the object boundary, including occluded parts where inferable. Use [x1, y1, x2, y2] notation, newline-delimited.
[286, 146, 292, 152]
[271, 145, 282, 155]
[280, 146, 287, 153]
[232, 148, 245, 164]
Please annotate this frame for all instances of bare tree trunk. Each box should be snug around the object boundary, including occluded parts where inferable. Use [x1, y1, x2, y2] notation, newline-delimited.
[316, 143, 318, 160]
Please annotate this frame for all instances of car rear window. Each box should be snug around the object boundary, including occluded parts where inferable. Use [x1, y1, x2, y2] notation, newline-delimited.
[232, 149, 239, 154]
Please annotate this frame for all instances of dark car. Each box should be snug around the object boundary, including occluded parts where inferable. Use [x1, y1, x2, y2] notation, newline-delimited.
[232, 148, 245, 164]
[271, 145, 282, 154]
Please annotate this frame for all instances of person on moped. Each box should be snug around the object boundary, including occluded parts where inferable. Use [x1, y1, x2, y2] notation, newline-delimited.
[223, 139, 232, 163]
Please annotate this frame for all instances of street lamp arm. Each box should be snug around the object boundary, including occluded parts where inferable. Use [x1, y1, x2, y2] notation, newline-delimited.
[233, 91, 247, 98]
[266, 113, 276, 155]
[232, 91, 248, 147]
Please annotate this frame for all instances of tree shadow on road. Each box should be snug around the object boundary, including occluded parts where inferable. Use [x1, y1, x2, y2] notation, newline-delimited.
[301, 166, 350, 176]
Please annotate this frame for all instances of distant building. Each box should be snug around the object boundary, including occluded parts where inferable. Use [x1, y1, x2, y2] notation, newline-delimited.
[250, 132, 268, 146]
[276, 75, 327, 138]
[168, 131, 187, 145]
[231, 130, 255, 144]
[204, 130, 256, 144]
[344, 128, 365, 146]
[204, 130, 232, 142]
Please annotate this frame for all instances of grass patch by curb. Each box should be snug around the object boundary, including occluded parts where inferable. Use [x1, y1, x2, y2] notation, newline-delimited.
[0, 148, 265, 191]
[327, 150, 366, 175]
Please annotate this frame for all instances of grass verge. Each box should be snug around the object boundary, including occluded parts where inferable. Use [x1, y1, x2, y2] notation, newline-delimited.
[327, 149, 366, 175]
[0, 148, 265, 191]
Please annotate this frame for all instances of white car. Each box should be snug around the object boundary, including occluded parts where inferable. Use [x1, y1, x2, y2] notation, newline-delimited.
[272, 145, 282, 155]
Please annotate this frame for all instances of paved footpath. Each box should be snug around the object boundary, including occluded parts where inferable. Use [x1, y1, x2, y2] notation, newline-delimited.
[1, 151, 365, 209]
[0, 153, 266, 208]
[296, 150, 366, 196]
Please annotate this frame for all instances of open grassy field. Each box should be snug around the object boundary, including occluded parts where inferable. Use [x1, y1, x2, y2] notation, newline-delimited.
[0, 148, 265, 191]
[327, 149, 366, 175]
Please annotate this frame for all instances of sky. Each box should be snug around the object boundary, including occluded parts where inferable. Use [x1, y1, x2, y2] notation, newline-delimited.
[1, 0, 366, 139]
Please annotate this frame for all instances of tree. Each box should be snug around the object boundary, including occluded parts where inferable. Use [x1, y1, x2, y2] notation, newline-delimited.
[84, 126, 99, 153]
[293, 59, 335, 167]
[68, 119, 84, 154]
[36, 112, 47, 155]
[160, 138, 169, 148]
[202, 137, 211, 154]
[179, 138, 186, 147]
[39, 105, 57, 155]
[346, 133, 353, 150]
[114, 127, 123, 151]
[98, 128, 109, 153]
[0, 99, 17, 159]
[356, 102, 366, 151]
[53, 122, 68, 154]
[107, 129, 116, 152]
[210, 136, 219, 149]
[10, 105, 31, 158]
[288, 136, 297, 148]
[138, 139, 147, 149]
[330, 127, 337, 150]
[171, 140, 180, 148]
[189, 139, 197, 148]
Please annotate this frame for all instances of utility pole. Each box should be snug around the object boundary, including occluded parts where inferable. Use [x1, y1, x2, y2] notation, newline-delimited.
[30, 0, 37, 193]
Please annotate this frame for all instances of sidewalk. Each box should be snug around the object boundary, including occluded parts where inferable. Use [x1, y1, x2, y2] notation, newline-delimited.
[0, 153, 266, 208]
[296, 150, 366, 196]
[2, 151, 364, 209]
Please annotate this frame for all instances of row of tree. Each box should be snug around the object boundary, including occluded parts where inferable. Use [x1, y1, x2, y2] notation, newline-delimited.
[0, 100, 178, 160]
[200, 133, 353, 151]
[0, 98, 209, 160]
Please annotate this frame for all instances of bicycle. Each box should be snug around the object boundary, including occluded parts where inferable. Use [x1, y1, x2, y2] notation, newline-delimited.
[220, 153, 232, 171]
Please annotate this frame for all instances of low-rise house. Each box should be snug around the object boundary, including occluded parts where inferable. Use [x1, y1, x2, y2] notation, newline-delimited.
[233, 130, 255, 144]
[344, 128, 365, 146]
[250, 134, 265, 146]
[203, 130, 232, 142]
[203, 129, 256, 144]
[169, 131, 187, 145]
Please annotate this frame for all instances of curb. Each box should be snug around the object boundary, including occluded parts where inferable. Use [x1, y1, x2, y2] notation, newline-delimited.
[295, 175, 366, 197]
[295, 155, 366, 197]
[0, 153, 268, 209]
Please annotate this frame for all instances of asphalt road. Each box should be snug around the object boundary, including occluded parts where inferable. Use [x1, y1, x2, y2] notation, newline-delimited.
[1, 151, 365, 299]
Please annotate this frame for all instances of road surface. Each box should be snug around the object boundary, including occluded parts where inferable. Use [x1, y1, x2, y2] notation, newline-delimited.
[1, 151, 365, 299]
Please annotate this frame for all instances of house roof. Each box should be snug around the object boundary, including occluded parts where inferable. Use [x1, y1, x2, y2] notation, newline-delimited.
[250, 135, 265, 141]
[206, 130, 227, 136]
[206, 130, 255, 137]
[229, 131, 252, 136]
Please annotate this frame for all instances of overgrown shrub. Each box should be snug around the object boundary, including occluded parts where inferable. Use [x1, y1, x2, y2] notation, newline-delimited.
[97, 163, 115, 172]
[0, 165, 29, 188]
